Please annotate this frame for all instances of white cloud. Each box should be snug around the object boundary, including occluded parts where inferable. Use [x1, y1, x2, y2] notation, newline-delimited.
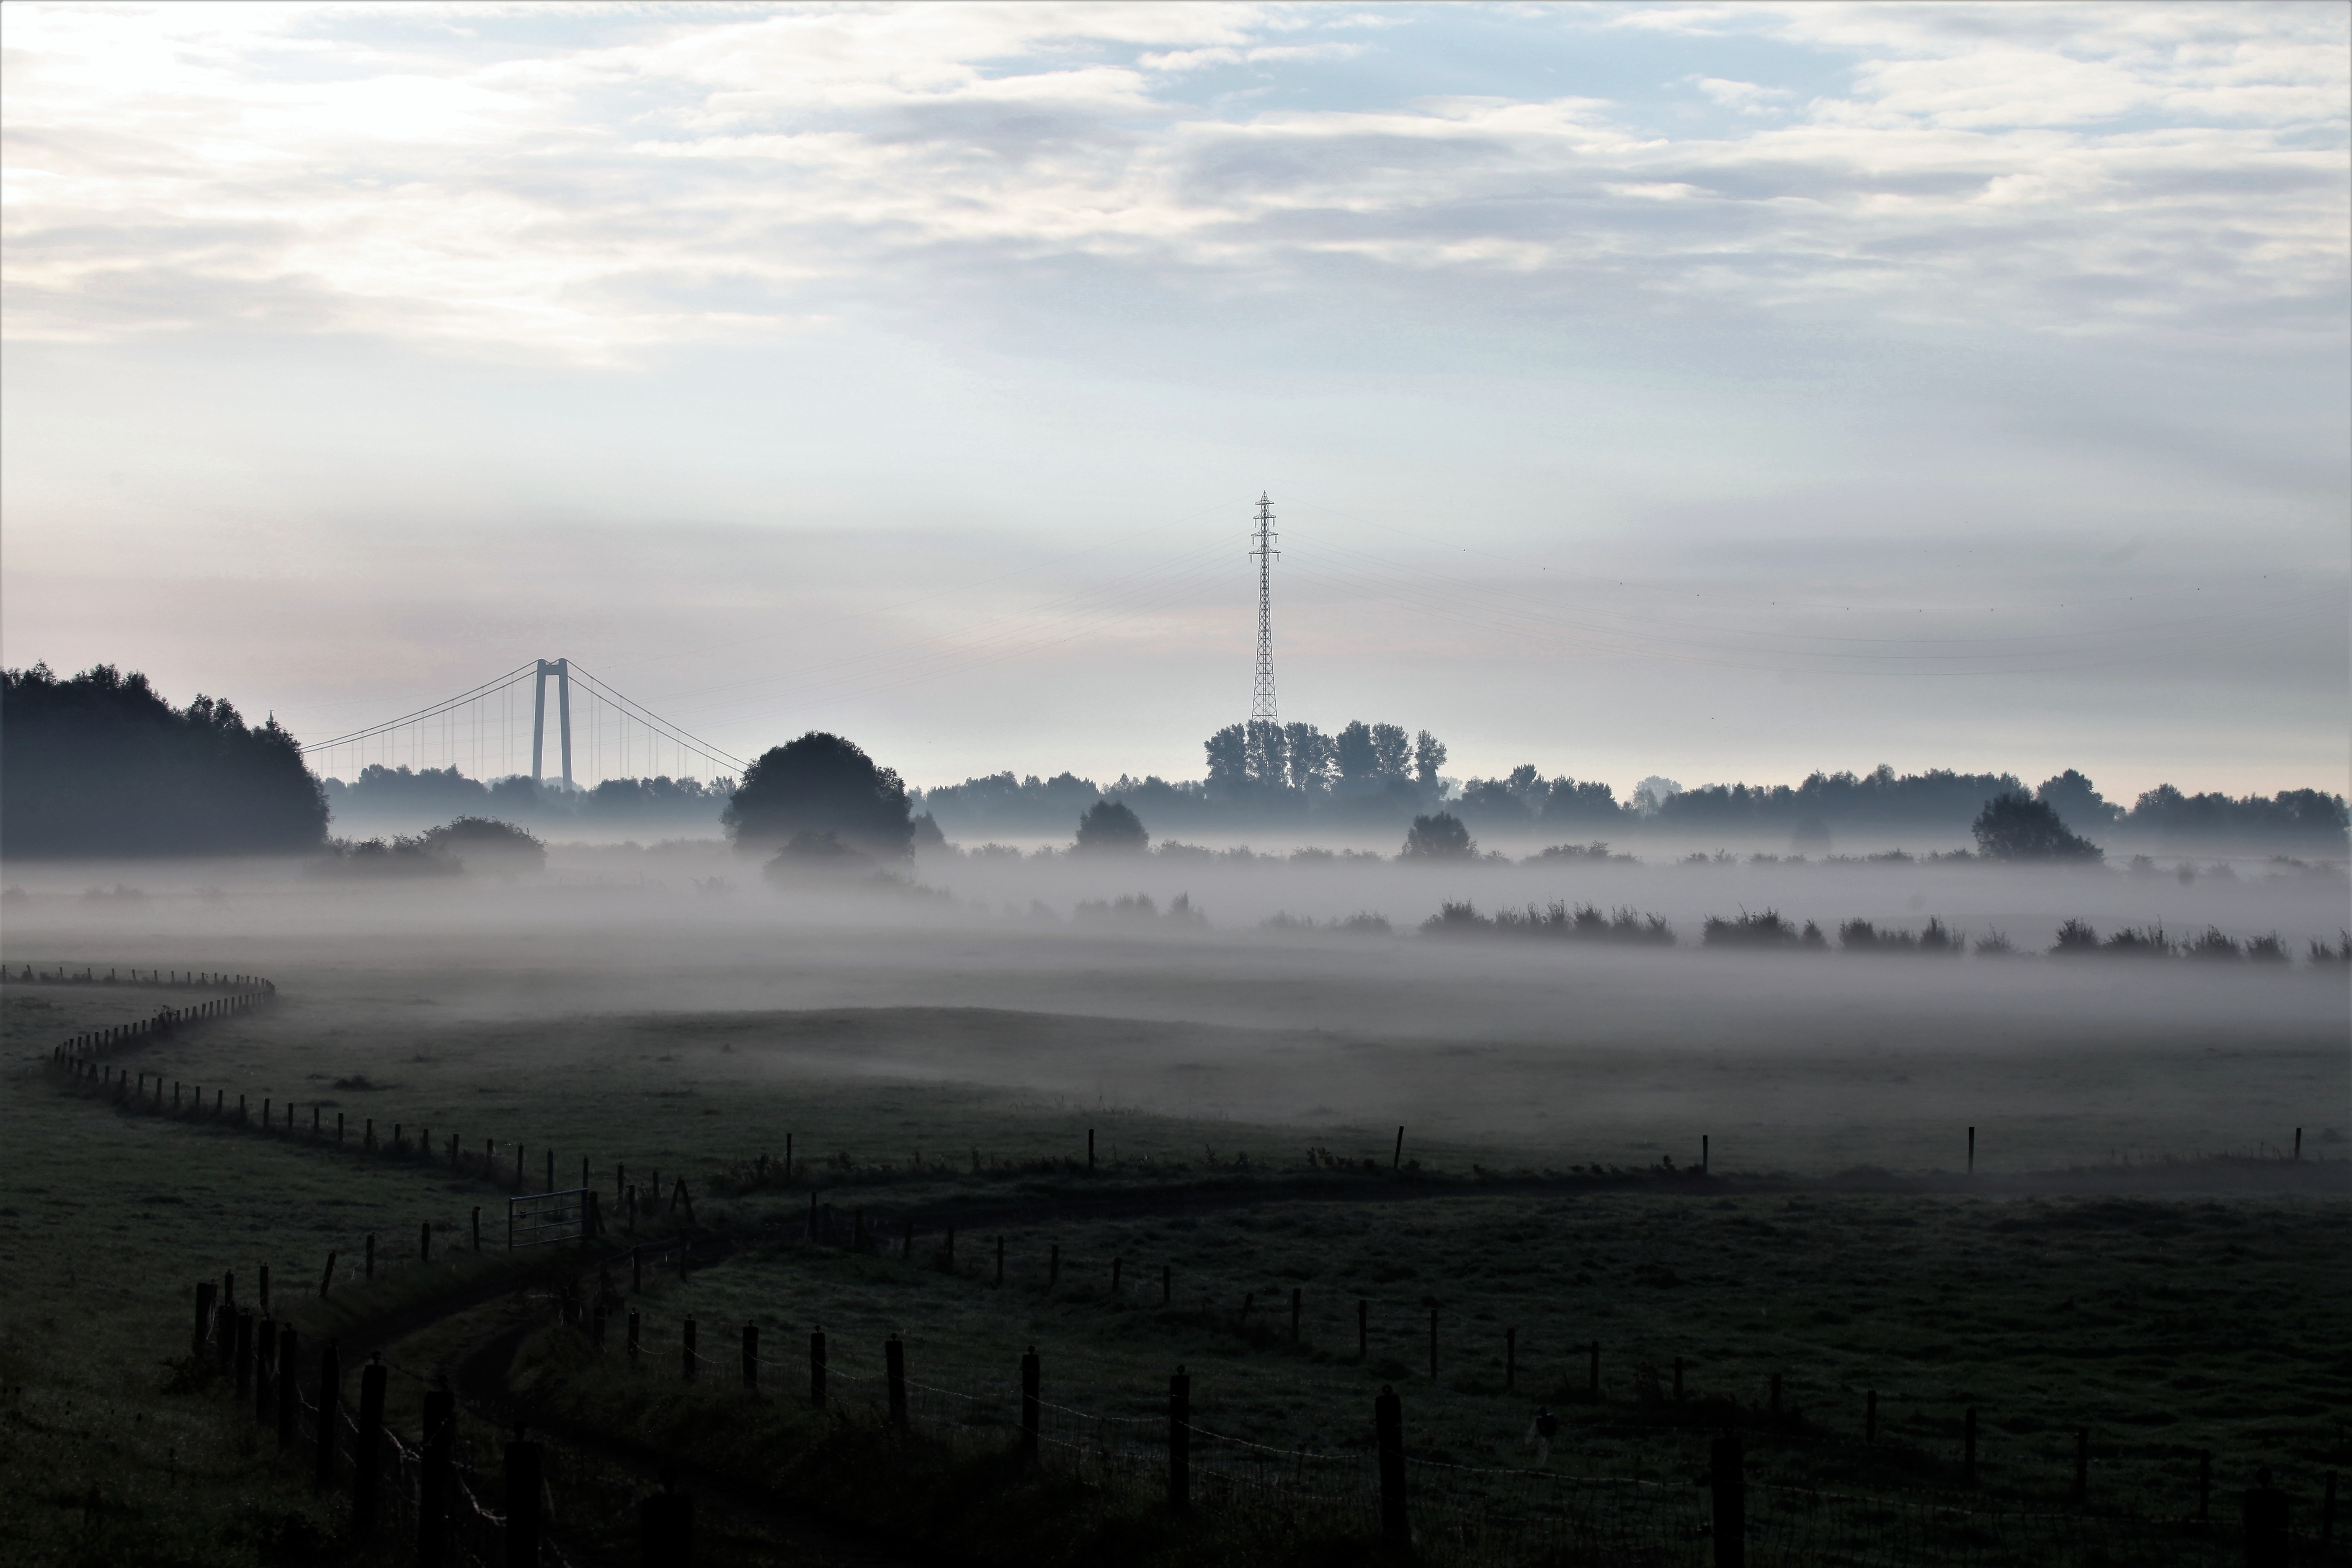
[1694, 77, 1792, 113]
[1, 0, 2342, 360]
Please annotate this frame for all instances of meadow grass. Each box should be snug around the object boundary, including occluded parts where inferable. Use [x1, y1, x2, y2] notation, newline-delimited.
[5, 974, 2347, 1565]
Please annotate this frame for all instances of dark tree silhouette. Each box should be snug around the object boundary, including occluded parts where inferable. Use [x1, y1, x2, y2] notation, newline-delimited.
[1972, 793, 2103, 862]
[1075, 799, 1149, 854]
[1, 663, 327, 856]
[1401, 811, 1474, 860]
[723, 732, 913, 858]
[2035, 769, 2120, 828]
[418, 816, 546, 872]
[1413, 729, 1446, 790]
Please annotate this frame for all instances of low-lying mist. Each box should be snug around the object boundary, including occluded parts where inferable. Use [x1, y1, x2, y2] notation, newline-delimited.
[5, 841, 2344, 1179]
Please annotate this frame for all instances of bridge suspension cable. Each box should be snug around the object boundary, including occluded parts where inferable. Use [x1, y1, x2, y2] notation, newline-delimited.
[298, 660, 747, 791]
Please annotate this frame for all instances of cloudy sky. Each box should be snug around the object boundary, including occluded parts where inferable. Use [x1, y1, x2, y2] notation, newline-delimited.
[4, 1, 2345, 799]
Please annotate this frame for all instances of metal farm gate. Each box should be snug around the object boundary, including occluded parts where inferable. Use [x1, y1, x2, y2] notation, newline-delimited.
[508, 1188, 599, 1250]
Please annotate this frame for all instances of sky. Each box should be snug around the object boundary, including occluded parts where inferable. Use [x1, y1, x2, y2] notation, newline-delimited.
[3, 1, 2347, 801]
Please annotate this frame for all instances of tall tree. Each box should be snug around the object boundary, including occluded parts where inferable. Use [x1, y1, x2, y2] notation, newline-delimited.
[1, 663, 327, 856]
[1370, 723, 1411, 779]
[1284, 722, 1334, 791]
[1413, 730, 1447, 791]
[1203, 725, 1249, 795]
[723, 732, 913, 858]
[1244, 719, 1290, 789]
[1335, 720, 1377, 781]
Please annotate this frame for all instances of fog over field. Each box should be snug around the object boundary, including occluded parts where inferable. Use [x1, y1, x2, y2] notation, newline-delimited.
[8, 846, 2344, 1177]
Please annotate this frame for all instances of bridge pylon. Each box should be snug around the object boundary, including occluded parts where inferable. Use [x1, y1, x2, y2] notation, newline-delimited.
[529, 659, 574, 790]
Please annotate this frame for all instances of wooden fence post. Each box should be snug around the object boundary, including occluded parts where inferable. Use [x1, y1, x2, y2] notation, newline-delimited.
[2243, 1469, 2290, 1568]
[313, 1342, 340, 1491]
[1376, 1385, 1407, 1542]
[640, 1478, 694, 1566]
[351, 1355, 386, 1535]
[254, 1315, 273, 1421]
[276, 1326, 297, 1449]
[1710, 1432, 1745, 1568]
[421, 1221, 431, 1263]
[192, 1281, 216, 1360]
[233, 1310, 253, 1400]
[419, 1388, 454, 1567]
[628, 1311, 641, 1363]
[1020, 1347, 1040, 1463]
[1168, 1365, 1191, 1514]
[319, 1252, 336, 1301]
[503, 1429, 542, 1568]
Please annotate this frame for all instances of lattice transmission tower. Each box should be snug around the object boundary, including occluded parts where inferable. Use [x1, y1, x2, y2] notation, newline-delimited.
[1248, 492, 1280, 725]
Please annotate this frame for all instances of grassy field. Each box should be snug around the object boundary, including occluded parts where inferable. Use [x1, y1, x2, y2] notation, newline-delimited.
[3, 952, 2347, 1566]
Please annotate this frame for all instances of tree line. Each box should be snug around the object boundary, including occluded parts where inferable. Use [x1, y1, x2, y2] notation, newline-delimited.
[1, 664, 326, 856]
[319, 765, 735, 832]
[6, 663, 2344, 859]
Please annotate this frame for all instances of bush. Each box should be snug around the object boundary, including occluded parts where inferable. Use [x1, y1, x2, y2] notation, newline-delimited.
[763, 830, 874, 882]
[1401, 812, 1475, 860]
[307, 834, 461, 879]
[2184, 928, 2241, 961]
[1422, 901, 1673, 945]
[2052, 920, 2101, 954]
[1075, 800, 1148, 854]
[2102, 926, 2171, 957]
[1973, 794, 2103, 863]
[1702, 910, 1798, 949]
[417, 816, 545, 872]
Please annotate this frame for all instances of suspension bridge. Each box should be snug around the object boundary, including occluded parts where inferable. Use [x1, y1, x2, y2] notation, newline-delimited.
[298, 660, 746, 793]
